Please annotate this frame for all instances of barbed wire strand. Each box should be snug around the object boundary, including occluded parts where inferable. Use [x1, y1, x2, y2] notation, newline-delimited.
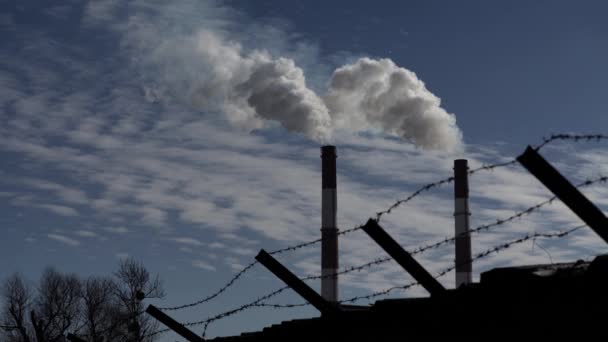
[156, 133, 608, 312]
[156, 224, 587, 338]
[435, 224, 587, 278]
[380, 133, 608, 225]
[157, 261, 258, 311]
[376, 151, 529, 222]
[295, 176, 607, 284]
[146, 287, 291, 338]
[375, 176, 455, 222]
[534, 134, 608, 151]
[160, 182, 557, 312]
[380, 132, 608, 222]
[257, 223, 587, 309]
[411, 175, 607, 256]
[158, 173, 606, 311]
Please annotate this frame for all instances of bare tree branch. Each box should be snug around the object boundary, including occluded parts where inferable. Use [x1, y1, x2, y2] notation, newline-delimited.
[114, 258, 164, 342]
[1, 273, 32, 342]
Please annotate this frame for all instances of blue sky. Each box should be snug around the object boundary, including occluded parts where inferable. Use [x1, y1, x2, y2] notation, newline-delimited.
[2, 0, 608, 340]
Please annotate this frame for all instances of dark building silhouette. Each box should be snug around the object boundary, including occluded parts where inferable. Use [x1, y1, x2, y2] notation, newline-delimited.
[209, 255, 608, 340]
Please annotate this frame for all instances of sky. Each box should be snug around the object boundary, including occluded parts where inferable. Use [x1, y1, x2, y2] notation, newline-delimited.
[1, 0, 608, 340]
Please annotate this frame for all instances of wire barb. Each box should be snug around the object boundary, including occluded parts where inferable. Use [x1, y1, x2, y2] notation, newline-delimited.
[534, 134, 608, 151]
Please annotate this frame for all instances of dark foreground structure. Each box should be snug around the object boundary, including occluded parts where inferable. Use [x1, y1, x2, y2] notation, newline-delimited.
[209, 255, 608, 340]
[142, 145, 608, 341]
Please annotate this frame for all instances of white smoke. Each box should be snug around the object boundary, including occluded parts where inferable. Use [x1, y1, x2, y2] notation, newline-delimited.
[184, 31, 332, 141]
[325, 58, 462, 151]
[132, 28, 332, 141]
[116, 1, 462, 151]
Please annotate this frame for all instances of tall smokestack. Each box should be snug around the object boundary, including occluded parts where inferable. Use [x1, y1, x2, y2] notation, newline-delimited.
[321, 145, 338, 302]
[454, 159, 472, 287]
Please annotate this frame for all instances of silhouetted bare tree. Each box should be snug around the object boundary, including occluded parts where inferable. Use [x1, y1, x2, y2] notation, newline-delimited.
[1, 259, 164, 342]
[113, 258, 165, 342]
[1, 273, 32, 342]
[80, 277, 120, 342]
[30, 268, 81, 342]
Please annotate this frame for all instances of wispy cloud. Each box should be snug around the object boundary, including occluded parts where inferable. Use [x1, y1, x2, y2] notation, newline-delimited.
[103, 226, 130, 234]
[36, 204, 79, 217]
[168, 237, 204, 246]
[115, 252, 129, 259]
[191, 259, 217, 271]
[2, 0, 608, 310]
[75, 230, 99, 238]
[47, 234, 80, 246]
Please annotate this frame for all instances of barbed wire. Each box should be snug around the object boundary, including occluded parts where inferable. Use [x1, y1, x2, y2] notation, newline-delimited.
[147, 221, 587, 339]
[411, 175, 607, 256]
[378, 132, 608, 222]
[464, 134, 608, 178]
[199, 280, 422, 338]
[158, 171, 606, 313]
[147, 286, 291, 338]
[339, 281, 420, 304]
[258, 223, 588, 309]
[303, 257, 392, 281]
[157, 224, 367, 311]
[375, 176, 455, 222]
[157, 225, 365, 311]
[197, 286, 293, 338]
[468, 159, 519, 175]
[155, 133, 608, 312]
[375, 152, 532, 222]
[157, 261, 258, 311]
[158, 172, 605, 311]
[329, 223, 587, 308]
[534, 134, 608, 151]
[291, 179, 596, 284]
[147, 132, 608, 336]
[267, 224, 368, 256]
[153, 256, 406, 336]
[435, 224, 587, 278]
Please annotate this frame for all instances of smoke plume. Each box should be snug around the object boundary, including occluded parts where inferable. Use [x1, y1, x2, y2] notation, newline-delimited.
[325, 58, 462, 151]
[118, 1, 462, 151]
[135, 29, 333, 142]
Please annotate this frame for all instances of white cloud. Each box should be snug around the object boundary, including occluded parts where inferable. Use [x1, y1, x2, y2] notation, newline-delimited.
[191, 259, 216, 271]
[37, 204, 79, 217]
[20, 178, 89, 205]
[75, 230, 99, 238]
[115, 252, 129, 259]
[103, 226, 130, 234]
[47, 234, 80, 246]
[208, 242, 227, 249]
[168, 237, 204, 246]
[179, 247, 194, 253]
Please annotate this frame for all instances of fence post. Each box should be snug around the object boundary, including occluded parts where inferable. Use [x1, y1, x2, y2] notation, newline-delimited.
[517, 146, 608, 244]
[256, 249, 340, 316]
[362, 219, 446, 295]
[146, 305, 205, 342]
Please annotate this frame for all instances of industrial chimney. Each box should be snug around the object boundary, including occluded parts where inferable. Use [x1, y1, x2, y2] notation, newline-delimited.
[321, 145, 338, 302]
[454, 159, 472, 287]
